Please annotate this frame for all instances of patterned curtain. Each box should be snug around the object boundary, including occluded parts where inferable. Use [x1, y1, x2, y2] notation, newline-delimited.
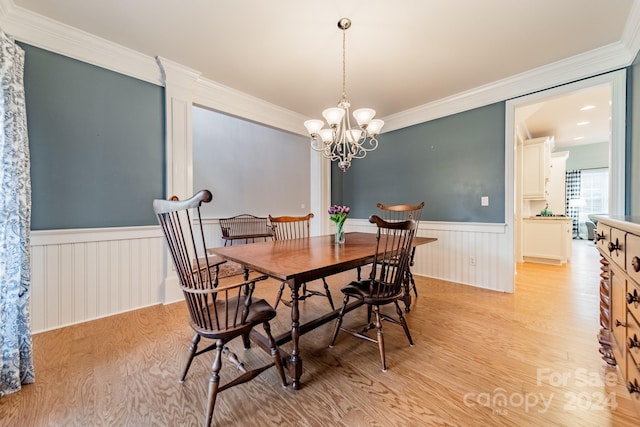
[0, 29, 35, 397]
[565, 170, 582, 236]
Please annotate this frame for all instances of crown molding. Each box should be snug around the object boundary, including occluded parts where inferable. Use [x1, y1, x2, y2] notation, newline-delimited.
[0, 0, 161, 85]
[156, 56, 201, 93]
[383, 40, 634, 132]
[193, 77, 308, 136]
[622, 0, 640, 59]
[1, 0, 639, 134]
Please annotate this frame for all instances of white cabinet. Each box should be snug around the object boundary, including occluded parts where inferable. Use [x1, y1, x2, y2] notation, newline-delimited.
[547, 151, 569, 214]
[522, 137, 553, 200]
[522, 217, 572, 265]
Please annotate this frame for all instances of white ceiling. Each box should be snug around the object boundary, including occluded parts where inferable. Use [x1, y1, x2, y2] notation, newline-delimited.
[517, 84, 612, 148]
[8, 0, 637, 140]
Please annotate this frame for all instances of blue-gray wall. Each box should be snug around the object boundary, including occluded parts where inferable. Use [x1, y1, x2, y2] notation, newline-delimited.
[334, 102, 506, 222]
[20, 43, 165, 230]
[558, 142, 609, 171]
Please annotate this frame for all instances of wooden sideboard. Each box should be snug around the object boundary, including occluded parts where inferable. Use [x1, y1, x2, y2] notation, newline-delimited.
[596, 216, 640, 412]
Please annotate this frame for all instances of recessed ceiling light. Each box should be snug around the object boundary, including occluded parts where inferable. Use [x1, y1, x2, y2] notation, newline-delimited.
[576, 121, 590, 126]
[580, 105, 596, 111]
[574, 136, 585, 140]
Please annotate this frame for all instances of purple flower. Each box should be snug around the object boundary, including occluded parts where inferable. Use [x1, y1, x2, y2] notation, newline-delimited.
[328, 205, 350, 224]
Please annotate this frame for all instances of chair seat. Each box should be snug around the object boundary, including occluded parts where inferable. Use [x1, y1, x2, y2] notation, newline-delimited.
[189, 297, 277, 339]
[342, 279, 401, 305]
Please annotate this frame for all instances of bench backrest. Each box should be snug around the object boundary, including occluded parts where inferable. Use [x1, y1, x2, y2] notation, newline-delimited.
[219, 214, 272, 238]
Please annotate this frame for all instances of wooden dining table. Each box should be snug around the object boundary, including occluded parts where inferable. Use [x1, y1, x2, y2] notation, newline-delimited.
[209, 231, 436, 389]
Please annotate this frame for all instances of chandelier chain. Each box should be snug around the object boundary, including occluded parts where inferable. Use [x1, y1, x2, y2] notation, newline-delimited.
[342, 25, 347, 99]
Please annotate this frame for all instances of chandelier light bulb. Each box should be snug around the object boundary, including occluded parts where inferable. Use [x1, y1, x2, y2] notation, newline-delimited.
[366, 119, 384, 136]
[304, 119, 324, 135]
[320, 128, 334, 142]
[353, 108, 376, 126]
[322, 107, 345, 126]
[346, 129, 362, 142]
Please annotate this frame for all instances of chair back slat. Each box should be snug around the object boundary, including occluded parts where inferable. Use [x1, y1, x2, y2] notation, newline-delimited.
[269, 213, 314, 241]
[368, 215, 417, 298]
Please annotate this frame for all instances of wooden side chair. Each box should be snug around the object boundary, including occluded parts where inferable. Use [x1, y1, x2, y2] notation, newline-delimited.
[329, 215, 418, 372]
[376, 202, 425, 300]
[269, 213, 335, 310]
[154, 190, 286, 427]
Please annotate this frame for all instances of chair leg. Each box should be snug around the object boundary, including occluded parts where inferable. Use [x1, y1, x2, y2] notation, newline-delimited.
[372, 305, 386, 372]
[241, 333, 251, 349]
[180, 333, 201, 382]
[205, 340, 224, 427]
[409, 271, 418, 297]
[274, 281, 286, 309]
[395, 301, 414, 346]
[321, 278, 335, 310]
[329, 295, 350, 347]
[263, 321, 287, 387]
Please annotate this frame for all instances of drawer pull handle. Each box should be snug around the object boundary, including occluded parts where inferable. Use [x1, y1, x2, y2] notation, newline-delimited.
[628, 379, 640, 394]
[627, 289, 639, 304]
[596, 232, 606, 242]
[628, 334, 640, 349]
[608, 238, 621, 254]
[633, 256, 640, 273]
[616, 319, 627, 327]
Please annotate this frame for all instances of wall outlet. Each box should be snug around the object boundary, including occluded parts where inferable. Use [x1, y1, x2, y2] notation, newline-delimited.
[481, 196, 489, 206]
[469, 256, 477, 266]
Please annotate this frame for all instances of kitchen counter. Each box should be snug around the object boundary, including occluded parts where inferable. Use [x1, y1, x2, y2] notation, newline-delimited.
[527, 216, 571, 220]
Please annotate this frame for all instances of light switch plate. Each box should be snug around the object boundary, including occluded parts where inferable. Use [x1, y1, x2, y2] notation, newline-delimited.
[481, 196, 489, 206]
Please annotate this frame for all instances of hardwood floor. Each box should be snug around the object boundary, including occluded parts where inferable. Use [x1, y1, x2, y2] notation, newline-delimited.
[2, 239, 640, 426]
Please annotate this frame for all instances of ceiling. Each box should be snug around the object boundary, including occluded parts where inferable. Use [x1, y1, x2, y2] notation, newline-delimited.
[516, 84, 612, 148]
[8, 0, 637, 134]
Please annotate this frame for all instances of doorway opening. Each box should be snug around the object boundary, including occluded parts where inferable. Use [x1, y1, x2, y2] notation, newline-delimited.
[505, 70, 626, 291]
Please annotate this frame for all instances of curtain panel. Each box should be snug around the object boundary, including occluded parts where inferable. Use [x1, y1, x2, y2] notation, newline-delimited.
[0, 29, 34, 397]
[565, 170, 582, 237]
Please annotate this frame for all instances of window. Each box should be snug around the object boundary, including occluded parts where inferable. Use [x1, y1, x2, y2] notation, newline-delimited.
[580, 168, 609, 227]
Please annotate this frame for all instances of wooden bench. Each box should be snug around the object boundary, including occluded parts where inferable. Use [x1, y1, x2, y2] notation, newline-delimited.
[219, 214, 274, 246]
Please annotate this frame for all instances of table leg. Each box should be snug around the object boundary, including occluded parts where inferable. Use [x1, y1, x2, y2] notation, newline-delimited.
[288, 279, 303, 389]
[402, 269, 412, 312]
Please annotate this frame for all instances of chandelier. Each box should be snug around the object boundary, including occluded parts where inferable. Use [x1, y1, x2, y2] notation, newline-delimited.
[303, 18, 384, 172]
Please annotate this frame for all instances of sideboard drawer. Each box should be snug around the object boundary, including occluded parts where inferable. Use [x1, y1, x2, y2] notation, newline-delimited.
[629, 280, 640, 328]
[627, 353, 640, 403]
[628, 314, 640, 370]
[628, 233, 640, 285]
[609, 227, 626, 269]
[596, 223, 610, 252]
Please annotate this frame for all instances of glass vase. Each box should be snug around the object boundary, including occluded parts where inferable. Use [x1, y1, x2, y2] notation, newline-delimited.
[335, 222, 345, 244]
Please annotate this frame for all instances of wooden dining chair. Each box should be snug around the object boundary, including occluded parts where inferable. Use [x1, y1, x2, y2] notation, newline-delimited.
[154, 190, 287, 427]
[375, 202, 425, 299]
[329, 215, 418, 372]
[269, 213, 335, 310]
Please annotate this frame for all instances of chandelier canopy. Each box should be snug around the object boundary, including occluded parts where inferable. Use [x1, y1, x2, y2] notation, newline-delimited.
[304, 18, 383, 172]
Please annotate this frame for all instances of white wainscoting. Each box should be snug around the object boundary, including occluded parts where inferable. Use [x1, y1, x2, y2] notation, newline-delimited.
[346, 219, 512, 292]
[28, 219, 511, 333]
[29, 226, 166, 333]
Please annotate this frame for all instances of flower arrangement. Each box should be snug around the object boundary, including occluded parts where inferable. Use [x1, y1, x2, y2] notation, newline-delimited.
[328, 205, 350, 244]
